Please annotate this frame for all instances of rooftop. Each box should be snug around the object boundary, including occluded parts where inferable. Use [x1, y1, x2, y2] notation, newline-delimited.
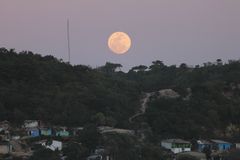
[211, 139, 231, 144]
[24, 120, 38, 123]
[197, 140, 212, 145]
[162, 139, 191, 144]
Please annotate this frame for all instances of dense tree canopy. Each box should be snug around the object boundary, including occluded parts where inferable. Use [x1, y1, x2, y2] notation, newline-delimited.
[1, 48, 240, 140]
[0, 48, 140, 128]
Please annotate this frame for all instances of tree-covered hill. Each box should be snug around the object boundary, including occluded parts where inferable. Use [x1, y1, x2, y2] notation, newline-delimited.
[0, 48, 140, 128]
[129, 60, 240, 139]
[1, 47, 240, 139]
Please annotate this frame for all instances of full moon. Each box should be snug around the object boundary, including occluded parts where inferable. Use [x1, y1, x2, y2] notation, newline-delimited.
[108, 32, 131, 54]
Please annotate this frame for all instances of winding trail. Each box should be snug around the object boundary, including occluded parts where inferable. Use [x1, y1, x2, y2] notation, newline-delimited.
[129, 92, 154, 123]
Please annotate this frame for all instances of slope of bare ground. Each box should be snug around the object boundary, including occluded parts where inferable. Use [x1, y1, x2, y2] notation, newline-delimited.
[129, 92, 154, 123]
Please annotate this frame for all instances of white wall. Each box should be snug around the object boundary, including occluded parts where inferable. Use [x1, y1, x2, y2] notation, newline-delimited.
[161, 142, 191, 154]
[24, 121, 38, 128]
[42, 140, 62, 151]
[172, 148, 191, 154]
[236, 143, 240, 149]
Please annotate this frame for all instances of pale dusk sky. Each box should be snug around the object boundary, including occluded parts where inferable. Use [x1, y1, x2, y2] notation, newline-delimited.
[1, 0, 240, 70]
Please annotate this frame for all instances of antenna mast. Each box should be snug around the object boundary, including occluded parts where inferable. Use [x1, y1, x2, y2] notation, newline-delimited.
[67, 19, 71, 63]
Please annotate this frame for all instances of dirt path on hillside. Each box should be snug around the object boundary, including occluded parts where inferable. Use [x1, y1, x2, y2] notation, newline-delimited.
[129, 92, 154, 123]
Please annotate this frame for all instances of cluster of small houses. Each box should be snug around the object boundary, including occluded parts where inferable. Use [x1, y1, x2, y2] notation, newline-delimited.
[1, 120, 240, 159]
[0, 120, 79, 156]
[160, 139, 239, 159]
[0, 120, 133, 159]
[161, 139, 233, 154]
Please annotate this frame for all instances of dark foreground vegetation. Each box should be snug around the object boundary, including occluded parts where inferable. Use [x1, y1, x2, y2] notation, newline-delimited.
[1, 48, 240, 160]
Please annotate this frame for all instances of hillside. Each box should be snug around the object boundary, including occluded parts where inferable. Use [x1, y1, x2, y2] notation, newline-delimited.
[1, 48, 240, 140]
[0, 48, 140, 128]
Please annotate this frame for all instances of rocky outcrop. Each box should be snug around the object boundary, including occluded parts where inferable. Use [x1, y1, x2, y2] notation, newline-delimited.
[157, 89, 180, 99]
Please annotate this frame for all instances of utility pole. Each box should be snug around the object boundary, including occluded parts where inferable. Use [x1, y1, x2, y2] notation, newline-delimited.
[67, 19, 71, 63]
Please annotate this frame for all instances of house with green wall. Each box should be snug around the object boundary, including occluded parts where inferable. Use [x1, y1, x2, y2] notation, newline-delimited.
[40, 128, 52, 136]
[55, 127, 70, 137]
[161, 139, 191, 154]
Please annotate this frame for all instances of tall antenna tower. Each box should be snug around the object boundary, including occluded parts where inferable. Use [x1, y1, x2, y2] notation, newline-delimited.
[67, 19, 71, 63]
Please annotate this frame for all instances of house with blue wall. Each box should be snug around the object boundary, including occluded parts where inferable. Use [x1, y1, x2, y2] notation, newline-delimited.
[40, 128, 52, 136]
[197, 140, 212, 152]
[211, 139, 231, 151]
[28, 128, 40, 137]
